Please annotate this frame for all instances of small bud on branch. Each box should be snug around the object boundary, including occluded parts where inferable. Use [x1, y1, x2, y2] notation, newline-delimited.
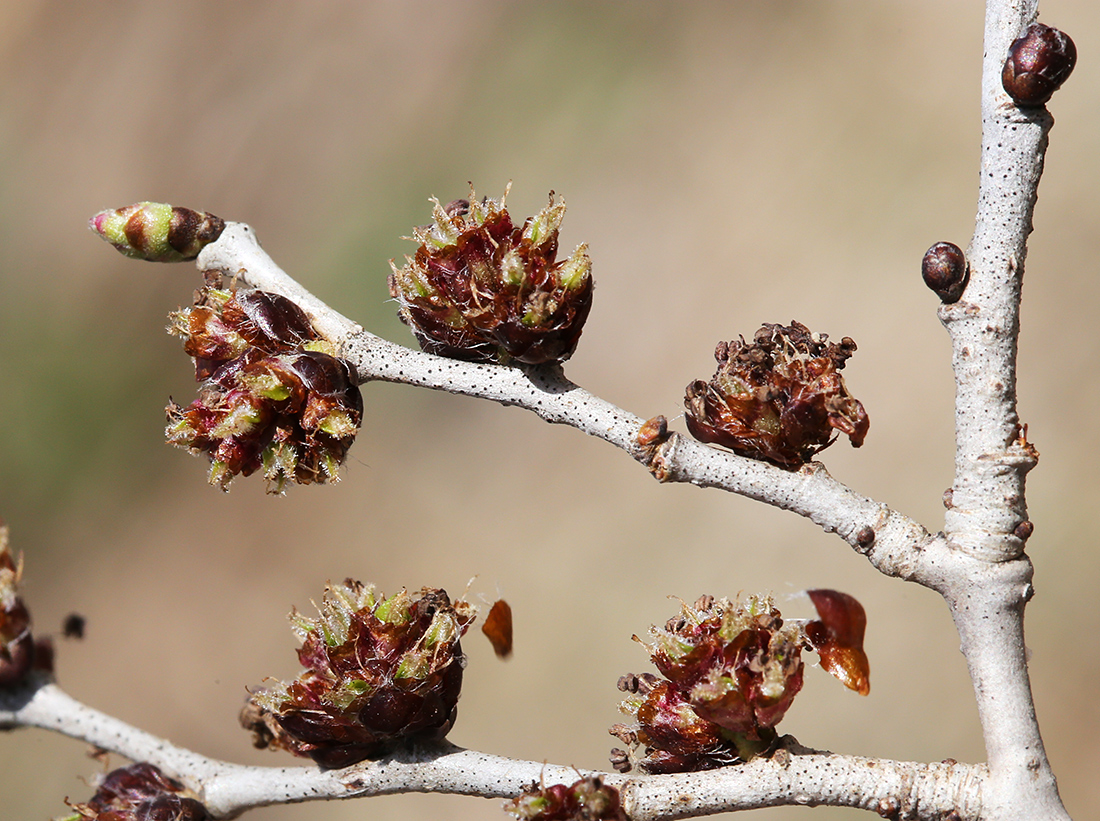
[89, 202, 225, 262]
[1001, 23, 1076, 107]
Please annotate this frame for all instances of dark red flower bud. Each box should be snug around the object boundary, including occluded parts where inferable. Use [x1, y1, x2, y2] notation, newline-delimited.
[90, 202, 225, 262]
[1002, 23, 1076, 107]
[684, 322, 868, 468]
[388, 185, 593, 365]
[921, 242, 969, 303]
[507, 776, 627, 821]
[65, 762, 211, 821]
[243, 581, 477, 768]
[166, 288, 361, 492]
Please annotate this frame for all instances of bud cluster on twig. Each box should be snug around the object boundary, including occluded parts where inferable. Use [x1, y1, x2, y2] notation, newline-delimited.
[242, 580, 476, 768]
[610, 591, 869, 774]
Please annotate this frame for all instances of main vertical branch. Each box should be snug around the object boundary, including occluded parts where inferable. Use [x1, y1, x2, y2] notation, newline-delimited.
[936, 1, 1067, 819]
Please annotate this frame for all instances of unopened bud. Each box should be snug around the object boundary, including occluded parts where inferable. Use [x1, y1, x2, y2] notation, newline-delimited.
[1002, 23, 1076, 107]
[89, 202, 224, 262]
[921, 242, 968, 303]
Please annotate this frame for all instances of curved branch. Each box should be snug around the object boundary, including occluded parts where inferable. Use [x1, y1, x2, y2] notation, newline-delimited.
[2, 678, 985, 820]
[197, 224, 941, 585]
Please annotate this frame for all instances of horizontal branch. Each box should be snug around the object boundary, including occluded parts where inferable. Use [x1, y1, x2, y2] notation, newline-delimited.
[2, 678, 984, 820]
[197, 224, 945, 586]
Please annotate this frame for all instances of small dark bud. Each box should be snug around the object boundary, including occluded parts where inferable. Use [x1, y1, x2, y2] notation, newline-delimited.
[1002, 23, 1076, 107]
[855, 526, 876, 549]
[65, 762, 211, 821]
[921, 242, 968, 303]
[1014, 520, 1034, 541]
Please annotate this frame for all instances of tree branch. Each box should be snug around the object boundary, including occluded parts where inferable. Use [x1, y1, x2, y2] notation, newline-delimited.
[1, 677, 985, 820]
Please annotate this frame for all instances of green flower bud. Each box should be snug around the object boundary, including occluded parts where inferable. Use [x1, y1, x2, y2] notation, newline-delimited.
[89, 202, 224, 262]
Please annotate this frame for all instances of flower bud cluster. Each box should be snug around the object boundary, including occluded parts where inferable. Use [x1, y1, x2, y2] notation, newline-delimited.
[243, 581, 476, 769]
[0, 524, 52, 687]
[388, 187, 593, 365]
[684, 322, 868, 468]
[506, 776, 627, 821]
[89, 202, 225, 262]
[62, 762, 210, 821]
[166, 287, 362, 492]
[610, 591, 869, 774]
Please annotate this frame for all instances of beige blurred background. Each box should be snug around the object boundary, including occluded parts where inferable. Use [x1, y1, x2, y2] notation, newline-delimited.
[1, 2, 1098, 819]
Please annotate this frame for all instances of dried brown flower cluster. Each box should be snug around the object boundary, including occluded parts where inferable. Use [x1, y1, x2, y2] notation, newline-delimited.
[388, 187, 593, 365]
[166, 287, 362, 492]
[684, 322, 868, 468]
[242, 581, 476, 769]
[610, 591, 869, 774]
[63, 762, 210, 821]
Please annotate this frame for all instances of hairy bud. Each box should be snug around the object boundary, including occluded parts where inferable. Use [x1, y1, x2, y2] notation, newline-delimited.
[243, 581, 476, 768]
[684, 322, 868, 468]
[1002, 23, 1076, 107]
[63, 762, 211, 821]
[388, 185, 593, 365]
[89, 202, 225, 262]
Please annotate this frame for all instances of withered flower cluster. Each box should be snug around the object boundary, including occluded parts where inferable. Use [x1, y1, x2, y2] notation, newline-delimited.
[506, 776, 627, 821]
[388, 187, 593, 365]
[0, 524, 52, 687]
[63, 762, 210, 821]
[609, 591, 869, 775]
[89, 202, 225, 263]
[684, 322, 868, 468]
[166, 287, 362, 492]
[243, 581, 476, 769]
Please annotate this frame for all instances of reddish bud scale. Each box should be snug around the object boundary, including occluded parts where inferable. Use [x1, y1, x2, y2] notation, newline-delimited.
[243, 581, 477, 769]
[507, 776, 627, 821]
[684, 322, 868, 468]
[805, 589, 870, 696]
[389, 187, 594, 365]
[166, 287, 363, 492]
[1002, 23, 1076, 107]
[65, 762, 211, 821]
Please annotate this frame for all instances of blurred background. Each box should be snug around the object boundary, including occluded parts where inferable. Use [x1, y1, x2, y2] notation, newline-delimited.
[1, 1, 1098, 819]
